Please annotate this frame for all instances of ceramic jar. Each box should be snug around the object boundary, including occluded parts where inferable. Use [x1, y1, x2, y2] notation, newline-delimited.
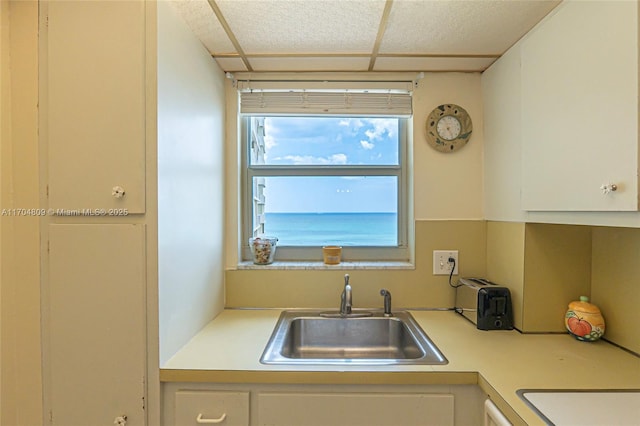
[249, 236, 278, 265]
[565, 296, 605, 342]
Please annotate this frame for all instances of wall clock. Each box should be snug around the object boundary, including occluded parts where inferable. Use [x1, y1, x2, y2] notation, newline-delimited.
[426, 104, 473, 153]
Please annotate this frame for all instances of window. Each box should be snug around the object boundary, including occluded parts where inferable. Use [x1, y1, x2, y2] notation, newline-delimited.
[239, 83, 413, 262]
[242, 115, 409, 262]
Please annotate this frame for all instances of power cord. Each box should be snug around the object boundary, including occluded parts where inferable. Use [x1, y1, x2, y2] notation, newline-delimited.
[448, 256, 463, 288]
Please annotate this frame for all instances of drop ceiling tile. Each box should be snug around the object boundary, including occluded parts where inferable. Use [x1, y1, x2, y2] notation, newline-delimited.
[379, 0, 560, 55]
[169, 0, 237, 54]
[216, 0, 386, 54]
[248, 56, 370, 72]
[372, 56, 496, 72]
[214, 57, 249, 72]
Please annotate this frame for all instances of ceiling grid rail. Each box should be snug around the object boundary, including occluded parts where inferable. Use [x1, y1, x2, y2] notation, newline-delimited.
[206, 0, 253, 71]
[368, 0, 394, 71]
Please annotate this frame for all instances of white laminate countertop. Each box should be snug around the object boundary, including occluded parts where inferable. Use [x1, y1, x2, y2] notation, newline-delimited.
[161, 309, 640, 425]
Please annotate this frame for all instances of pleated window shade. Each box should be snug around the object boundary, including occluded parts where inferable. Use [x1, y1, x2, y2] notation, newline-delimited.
[238, 82, 413, 116]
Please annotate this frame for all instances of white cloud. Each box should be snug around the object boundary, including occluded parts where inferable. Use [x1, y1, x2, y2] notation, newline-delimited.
[277, 153, 347, 165]
[264, 135, 277, 150]
[360, 140, 375, 150]
[363, 118, 397, 141]
[339, 118, 364, 130]
[263, 119, 278, 150]
[329, 153, 347, 164]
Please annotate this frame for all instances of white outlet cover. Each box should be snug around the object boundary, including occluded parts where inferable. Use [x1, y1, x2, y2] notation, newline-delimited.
[433, 250, 459, 275]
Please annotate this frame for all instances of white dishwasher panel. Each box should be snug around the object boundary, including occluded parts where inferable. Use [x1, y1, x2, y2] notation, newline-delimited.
[484, 399, 511, 426]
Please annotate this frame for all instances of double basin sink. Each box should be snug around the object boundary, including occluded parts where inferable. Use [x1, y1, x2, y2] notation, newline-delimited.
[260, 310, 447, 365]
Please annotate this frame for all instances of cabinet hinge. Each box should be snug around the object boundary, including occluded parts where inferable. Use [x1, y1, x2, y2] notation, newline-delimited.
[48, 409, 53, 425]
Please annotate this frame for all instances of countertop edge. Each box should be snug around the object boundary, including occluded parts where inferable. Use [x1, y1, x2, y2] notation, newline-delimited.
[159, 369, 478, 385]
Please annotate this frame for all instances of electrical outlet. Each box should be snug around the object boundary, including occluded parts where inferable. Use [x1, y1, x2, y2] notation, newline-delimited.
[433, 250, 459, 275]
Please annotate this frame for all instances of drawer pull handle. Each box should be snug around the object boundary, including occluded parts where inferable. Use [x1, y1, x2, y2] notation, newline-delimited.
[196, 413, 226, 424]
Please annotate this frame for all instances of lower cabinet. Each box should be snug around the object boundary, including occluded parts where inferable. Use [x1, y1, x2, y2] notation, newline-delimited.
[47, 224, 147, 425]
[163, 383, 485, 426]
[257, 392, 453, 426]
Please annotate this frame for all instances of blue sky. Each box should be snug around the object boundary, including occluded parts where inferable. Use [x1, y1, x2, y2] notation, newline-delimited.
[258, 117, 399, 213]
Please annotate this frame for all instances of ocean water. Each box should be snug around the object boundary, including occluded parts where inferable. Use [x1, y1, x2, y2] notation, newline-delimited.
[263, 212, 397, 246]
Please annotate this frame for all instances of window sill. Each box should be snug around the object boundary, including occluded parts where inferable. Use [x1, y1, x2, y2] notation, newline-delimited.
[236, 261, 415, 270]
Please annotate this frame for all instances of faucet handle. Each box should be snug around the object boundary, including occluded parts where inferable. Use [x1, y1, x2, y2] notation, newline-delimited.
[380, 289, 392, 316]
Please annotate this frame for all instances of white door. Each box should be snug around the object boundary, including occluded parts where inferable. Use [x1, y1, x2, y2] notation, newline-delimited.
[47, 224, 146, 425]
[45, 0, 146, 213]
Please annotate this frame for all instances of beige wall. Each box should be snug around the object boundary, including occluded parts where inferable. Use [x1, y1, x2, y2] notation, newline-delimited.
[486, 221, 525, 329]
[0, 1, 43, 424]
[522, 223, 592, 332]
[226, 220, 486, 309]
[413, 73, 484, 221]
[0, 0, 7, 416]
[157, 1, 227, 366]
[487, 221, 639, 354]
[591, 227, 640, 354]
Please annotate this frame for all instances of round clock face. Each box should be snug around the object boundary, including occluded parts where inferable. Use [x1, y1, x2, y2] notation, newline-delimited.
[436, 115, 462, 141]
[426, 104, 473, 153]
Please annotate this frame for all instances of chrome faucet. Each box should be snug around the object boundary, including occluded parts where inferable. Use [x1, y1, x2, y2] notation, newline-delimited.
[340, 274, 352, 316]
[380, 289, 392, 316]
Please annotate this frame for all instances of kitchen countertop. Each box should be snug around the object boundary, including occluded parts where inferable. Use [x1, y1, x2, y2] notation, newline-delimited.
[161, 309, 640, 425]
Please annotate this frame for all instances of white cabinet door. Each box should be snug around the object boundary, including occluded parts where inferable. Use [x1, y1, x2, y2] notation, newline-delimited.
[521, 1, 638, 211]
[45, 0, 146, 213]
[47, 224, 146, 426]
[257, 392, 454, 426]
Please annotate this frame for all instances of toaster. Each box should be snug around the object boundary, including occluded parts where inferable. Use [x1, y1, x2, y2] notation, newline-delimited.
[455, 277, 514, 330]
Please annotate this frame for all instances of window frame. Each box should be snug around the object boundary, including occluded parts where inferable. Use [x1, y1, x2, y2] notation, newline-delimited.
[241, 115, 410, 262]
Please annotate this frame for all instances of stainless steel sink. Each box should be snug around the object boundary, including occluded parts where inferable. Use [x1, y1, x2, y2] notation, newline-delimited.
[260, 310, 448, 365]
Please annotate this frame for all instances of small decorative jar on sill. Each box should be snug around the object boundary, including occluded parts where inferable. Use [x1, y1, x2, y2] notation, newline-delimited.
[249, 236, 277, 265]
[565, 296, 605, 342]
[322, 246, 342, 265]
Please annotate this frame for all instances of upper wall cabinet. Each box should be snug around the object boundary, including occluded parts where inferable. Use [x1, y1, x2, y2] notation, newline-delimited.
[44, 1, 146, 213]
[521, 1, 638, 211]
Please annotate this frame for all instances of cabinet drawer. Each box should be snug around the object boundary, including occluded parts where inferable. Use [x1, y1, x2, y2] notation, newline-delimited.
[175, 391, 249, 426]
